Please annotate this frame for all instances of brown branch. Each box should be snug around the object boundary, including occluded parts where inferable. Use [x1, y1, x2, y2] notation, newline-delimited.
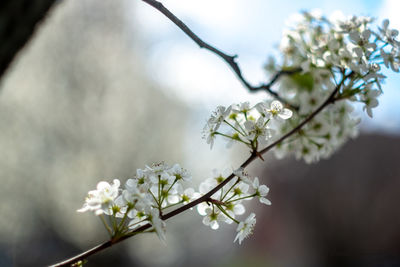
[141, 0, 299, 109]
[50, 241, 112, 267]
[50, 69, 350, 267]
[253, 67, 302, 104]
[0, 0, 59, 81]
[50, 3, 355, 266]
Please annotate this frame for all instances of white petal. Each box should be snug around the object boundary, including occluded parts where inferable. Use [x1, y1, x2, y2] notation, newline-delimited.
[210, 220, 219, 230]
[271, 100, 283, 110]
[279, 108, 293, 120]
[260, 197, 272, 205]
[95, 209, 104, 216]
[258, 185, 270, 196]
[97, 181, 110, 191]
[233, 204, 246, 215]
[167, 195, 179, 204]
[197, 203, 208, 216]
[253, 177, 260, 188]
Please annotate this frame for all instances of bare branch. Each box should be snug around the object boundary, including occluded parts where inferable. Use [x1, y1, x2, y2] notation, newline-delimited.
[50, 71, 348, 267]
[141, 0, 299, 109]
[50, 4, 354, 267]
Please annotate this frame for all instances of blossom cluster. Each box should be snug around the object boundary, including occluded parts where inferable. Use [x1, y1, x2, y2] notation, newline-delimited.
[202, 100, 292, 150]
[196, 168, 271, 244]
[78, 163, 270, 244]
[78, 162, 195, 242]
[263, 11, 400, 163]
[203, 12, 400, 164]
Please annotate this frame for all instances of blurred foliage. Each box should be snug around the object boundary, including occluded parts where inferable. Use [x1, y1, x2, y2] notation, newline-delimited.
[0, 0, 188, 265]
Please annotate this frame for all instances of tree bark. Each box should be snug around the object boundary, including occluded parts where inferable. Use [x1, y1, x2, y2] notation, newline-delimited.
[0, 0, 57, 79]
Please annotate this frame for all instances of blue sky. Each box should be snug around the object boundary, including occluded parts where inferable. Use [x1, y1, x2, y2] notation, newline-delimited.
[133, 0, 400, 133]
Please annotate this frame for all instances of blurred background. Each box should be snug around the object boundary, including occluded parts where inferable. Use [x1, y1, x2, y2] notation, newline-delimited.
[0, 0, 399, 266]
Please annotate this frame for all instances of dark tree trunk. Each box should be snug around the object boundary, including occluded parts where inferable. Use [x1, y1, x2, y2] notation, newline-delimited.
[0, 0, 57, 79]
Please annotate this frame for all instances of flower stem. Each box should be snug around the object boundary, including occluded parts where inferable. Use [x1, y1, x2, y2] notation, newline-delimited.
[162, 200, 184, 210]
[214, 132, 250, 145]
[227, 194, 257, 203]
[215, 204, 240, 224]
[224, 119, 246, 136]
[221, 177, 240, 201]
[99, 215, 113, 237]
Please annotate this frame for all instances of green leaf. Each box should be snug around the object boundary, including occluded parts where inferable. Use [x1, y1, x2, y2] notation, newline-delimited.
[289, 72, 314, 91]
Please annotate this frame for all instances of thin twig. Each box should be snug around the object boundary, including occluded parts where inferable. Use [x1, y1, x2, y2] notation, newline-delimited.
[253, 67, 302, 105]
[141, 0, 300, 109]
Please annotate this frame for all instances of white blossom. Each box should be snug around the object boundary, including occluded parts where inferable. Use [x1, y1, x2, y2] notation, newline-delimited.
[77, 179, 120, 216]
[233, 102, 251, 114]
[209, 105, 232, 130]
[265, 101, 293, 120]
[381, 47, 399, 72]
[202, 208, 226, 230]
[149, 209, 166, 243]
[361, 89, 380, 118]
[180, 187, 199, 204]
[78, 162, 196, 244]
[243, 117, 273, 144]
[202, 122, 217, 149]
[234, 213, 256, 244]
[170, 163, 191, 181]
[252, 177, 271, 205]
[379, 19, 400, 46]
